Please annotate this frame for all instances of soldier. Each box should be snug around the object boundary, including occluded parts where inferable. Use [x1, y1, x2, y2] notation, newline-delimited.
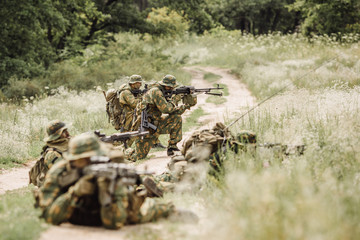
[43, 120, 71, 170]
[38, 134, 175, 229]
[118, 75, 143, 133]
[119, 74, 166, 149]
[132, 74, 196, 160]
[154, 122, 305, 191]
[29, 120, 71, 187]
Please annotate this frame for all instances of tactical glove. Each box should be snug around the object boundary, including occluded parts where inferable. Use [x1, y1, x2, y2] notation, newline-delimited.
[73, 175, 95, 197]
[183, 94, 197, 107]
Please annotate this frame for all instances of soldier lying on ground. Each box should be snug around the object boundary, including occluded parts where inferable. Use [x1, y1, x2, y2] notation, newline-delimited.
[37, 134, 177, 229]
[29, 120, 71, 187]
[153, 122, 305, 191]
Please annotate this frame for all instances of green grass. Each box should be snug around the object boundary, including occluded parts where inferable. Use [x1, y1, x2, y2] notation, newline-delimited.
[203, 72, 222, 83]
[183, 107, 207, 133]
[0, 186, 48, 240]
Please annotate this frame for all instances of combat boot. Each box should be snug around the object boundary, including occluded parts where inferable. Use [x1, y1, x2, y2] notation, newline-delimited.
[152, 142, 167, 149]
[167, 145, 180, 156]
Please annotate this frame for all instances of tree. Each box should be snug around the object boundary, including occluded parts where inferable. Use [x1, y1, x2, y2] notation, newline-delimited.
[289, 0, 360, 36]
[0, 0, 105, 88]
[148, 0, 215, 34]
[206, 0, 299, 34]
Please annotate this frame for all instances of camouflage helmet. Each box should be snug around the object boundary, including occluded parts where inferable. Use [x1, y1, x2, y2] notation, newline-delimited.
[64, 134, 107, 161]
[129, 75, 143, 84]
[44, 120, 68, 142]
[159, 75, 177, 87]
[236, 130, 257, 144]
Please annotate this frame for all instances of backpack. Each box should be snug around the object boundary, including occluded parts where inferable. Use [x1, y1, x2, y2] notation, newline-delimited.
[29, 147, 61, 187]
[104, 84, 128, 130]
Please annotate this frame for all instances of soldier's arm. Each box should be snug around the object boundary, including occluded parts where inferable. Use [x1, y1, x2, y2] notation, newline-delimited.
[39, 163, 79, 225]
[120, 90, 141, 109]
[152, 89, 179, 114]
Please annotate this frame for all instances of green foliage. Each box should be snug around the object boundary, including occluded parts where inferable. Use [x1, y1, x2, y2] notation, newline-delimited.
[0, 187, 47, 240]
[183, 107, 207, 132]
[146, 7, 189, 39]
[148, 0, 215, 34]
[2, 78, 42, 101]
[203, 72, 222, 82]
[0, 0, 106, 88]
[206, 0, 299, 34]
[289, 0, 360, 37]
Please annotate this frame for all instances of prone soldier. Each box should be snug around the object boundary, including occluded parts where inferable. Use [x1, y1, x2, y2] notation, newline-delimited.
[154, 122, 305, 190]
[37, 134, 176, 229]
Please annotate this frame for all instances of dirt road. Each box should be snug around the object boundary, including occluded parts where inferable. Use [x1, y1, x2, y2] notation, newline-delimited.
[0, 66, 255, 239]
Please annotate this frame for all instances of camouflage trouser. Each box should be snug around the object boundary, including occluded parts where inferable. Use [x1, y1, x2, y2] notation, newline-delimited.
[101, 184, 174, 228]
[133, 114, 182, 160]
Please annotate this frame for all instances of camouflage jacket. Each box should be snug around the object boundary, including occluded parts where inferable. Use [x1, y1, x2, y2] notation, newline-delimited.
[142, 85, 188, 121]
[119, 86, 142, 131]
[43, 138, 69, 171]
[39, 160, 102, 226]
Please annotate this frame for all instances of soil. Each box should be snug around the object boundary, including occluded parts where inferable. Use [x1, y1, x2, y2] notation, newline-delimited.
[0, 66, 256, 239]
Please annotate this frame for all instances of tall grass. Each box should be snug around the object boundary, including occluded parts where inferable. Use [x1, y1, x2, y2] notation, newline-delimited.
[0, 186, 47, 240]
[166, 30, 360, 98]
[195, 86, 360, 239]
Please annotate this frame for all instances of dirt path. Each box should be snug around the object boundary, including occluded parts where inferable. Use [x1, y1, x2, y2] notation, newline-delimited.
[0, 66, 255, 239]
[136, 66, 255, 174]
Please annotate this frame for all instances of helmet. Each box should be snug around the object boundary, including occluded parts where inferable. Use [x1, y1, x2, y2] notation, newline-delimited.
[64, 134, 107, 161]
[236, 130, 257, 144]
[129, 75, 143, 84]
[159, 75, 177, 87]
[44, 120, 68, 142]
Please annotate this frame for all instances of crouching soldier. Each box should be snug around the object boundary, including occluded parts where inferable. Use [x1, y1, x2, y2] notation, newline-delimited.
[37, 134, 176, 229]
[133, 75, 196, 160]
[29, 120, 71, 187]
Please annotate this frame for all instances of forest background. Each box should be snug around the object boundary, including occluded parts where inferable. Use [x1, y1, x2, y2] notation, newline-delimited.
[1, 0, 360, 99]
[1, 1, 360, 240]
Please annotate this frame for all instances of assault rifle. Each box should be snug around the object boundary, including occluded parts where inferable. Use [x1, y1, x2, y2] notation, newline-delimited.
[163, 84, 224, 98]
[94, 130, 149, 148]
[140, 110, 157, 132]
[257, 143, 306, 156]
[82, 160, 156, 204]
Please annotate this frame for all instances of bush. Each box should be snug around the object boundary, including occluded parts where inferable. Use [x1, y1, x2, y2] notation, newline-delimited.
[146, 7, 189, 38]
[2, 77, 42, 101]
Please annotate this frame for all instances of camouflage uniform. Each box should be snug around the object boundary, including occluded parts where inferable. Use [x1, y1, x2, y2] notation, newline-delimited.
[153, 123, 256, 189]
[42, 120, 70, 171]
[133, 75, 194, 160]
[38, 134, 174, 229]
[118, 75, 143, 133]
[29, 120, 70, 187]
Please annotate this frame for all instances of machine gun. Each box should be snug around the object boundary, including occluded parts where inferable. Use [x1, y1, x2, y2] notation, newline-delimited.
[163, 84, 224, 98]
[83, 161, 152, 187]
[94, 130, 149, 148]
